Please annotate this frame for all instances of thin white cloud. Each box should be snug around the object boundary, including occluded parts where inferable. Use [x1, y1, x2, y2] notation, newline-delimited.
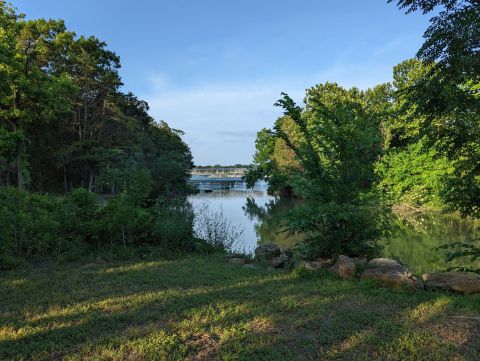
[373, 36, 410, 57]
[144, 81, 299, 164]
[148, 72, 169, 90]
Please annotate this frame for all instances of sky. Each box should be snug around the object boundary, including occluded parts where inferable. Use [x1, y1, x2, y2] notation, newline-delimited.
[13, 0, 431, 165]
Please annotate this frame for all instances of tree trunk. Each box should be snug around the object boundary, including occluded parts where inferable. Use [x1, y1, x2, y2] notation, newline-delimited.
[12, 86, 25, 191]
[16, 142, 24, 191]
[88, 170, 94, 192]
[63, 165, 68, 193]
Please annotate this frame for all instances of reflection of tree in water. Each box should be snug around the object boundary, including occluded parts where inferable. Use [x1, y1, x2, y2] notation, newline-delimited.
[243, 196, 303, 249]
[385, 209, 480, 274]
[242, 196, 480, 272]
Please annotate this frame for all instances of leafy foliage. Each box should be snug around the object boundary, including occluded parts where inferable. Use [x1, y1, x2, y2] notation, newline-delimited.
[248, 83, 390, 257]
[286, 200, 390, 258]
[0, 185, 200, 268]
[438, 239, 480, 274]
[375, 140, 453, 207]
[152, 197, 195, 251]
[0, 4, 197, 267]
[390, 0, 480, 271]
[0, 4, 192, 197]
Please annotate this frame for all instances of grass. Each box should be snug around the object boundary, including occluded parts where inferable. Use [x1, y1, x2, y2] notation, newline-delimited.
[1, 254, 479, 360]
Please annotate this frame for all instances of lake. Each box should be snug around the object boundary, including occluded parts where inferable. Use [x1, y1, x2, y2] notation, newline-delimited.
[188, 183, 480, 274]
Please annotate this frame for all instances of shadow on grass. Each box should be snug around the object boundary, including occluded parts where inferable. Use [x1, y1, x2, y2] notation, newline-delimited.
[1, 257, 479, 360]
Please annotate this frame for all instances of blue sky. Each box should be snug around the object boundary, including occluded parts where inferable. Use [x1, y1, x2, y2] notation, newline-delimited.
[14, 0, 430, 165]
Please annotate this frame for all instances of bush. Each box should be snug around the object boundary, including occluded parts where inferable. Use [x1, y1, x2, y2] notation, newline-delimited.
[61, 188, 100, 244]
[0, 188, 61, 268]
[287, 200, 390, 259]
[0, 184, 199, 268]
[375, 141, 452, 208]
[438, 239, 480, 274]
[151, 197, 195, 251]
[99, 192, 152, 247]
[194, 202, 244, 252]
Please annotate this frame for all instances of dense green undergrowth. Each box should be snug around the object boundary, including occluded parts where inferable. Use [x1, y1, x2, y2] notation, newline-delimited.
[0, 186, 203, 269]
[1, 254, 479, 360]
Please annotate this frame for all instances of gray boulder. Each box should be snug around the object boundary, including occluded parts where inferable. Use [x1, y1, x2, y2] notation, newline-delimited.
[329, 255, 356, 279]
[271, 254, 289, 268]
[254, 243, 281, 261]
[368, 258, 403, 269]
[422, 272, 480, 294]
[352, 257, 367, 268]
[361, 266, 423, 291]
[304, 258, 333, 271]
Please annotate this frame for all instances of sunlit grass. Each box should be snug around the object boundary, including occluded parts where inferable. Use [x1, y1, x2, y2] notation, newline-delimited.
[1, 255, 479, 360]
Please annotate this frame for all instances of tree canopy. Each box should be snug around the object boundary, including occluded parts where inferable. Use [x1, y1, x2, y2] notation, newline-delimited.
[0, 2, 192, 197]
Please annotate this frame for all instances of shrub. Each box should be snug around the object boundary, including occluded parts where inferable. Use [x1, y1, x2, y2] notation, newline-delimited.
[0, 188, 60, 268]
[287, 200, 390, 259]
[375, 141, 452, 208]
[151, 197, 195, 251]
[99, 192, 152, 247]
[194, 202, 244, 252]
[0, 184, 198, 268]
[60, 188, 100, 244]
[438, 239, 480, 274]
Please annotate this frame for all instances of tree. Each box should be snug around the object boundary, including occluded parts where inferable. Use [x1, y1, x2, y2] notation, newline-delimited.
[390, 0, 479, 78]
[390, 0, 480, 217]
[254, 84, 389, 257]
[391, 0, 480, 269]
[0, 8, 74, 190]
[273, 84, 384, 203]
[244, 118, 302, 195]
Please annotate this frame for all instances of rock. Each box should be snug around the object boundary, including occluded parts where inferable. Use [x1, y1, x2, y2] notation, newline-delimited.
[254, 243, 281, 261]
[304, 258, 333, 271]
[368, 258, 403, 269]
[271, 254, 289, 268]
[243, 264, 257, 269]
[352, 257, 367, 268]
[229, 257, 249, 265]
[361, 266, 423, 291]
[329, 255, 356, 279]
[422, 272, 480, 294]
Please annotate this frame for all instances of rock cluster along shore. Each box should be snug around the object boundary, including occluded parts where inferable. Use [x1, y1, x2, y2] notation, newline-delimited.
[324, 254, 480, 294]
[231, 243, 480, 294]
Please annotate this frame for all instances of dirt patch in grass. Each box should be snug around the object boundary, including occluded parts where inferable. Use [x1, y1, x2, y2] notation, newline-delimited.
[185, 333, 221, 361]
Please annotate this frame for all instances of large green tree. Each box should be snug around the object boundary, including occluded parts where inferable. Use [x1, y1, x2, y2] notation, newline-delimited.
[0, 4, 192, 198]
[250, 83, 389, 257]
[0, 5, 73, 190]
[390, 0, 480, 217]
[390, 0, 480, 271]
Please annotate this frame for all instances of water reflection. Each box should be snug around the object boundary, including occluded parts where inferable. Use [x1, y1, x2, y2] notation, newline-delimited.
[242, 196, 304, 250]
[188, 186, 479, 273]
[385, 208, 480, 273]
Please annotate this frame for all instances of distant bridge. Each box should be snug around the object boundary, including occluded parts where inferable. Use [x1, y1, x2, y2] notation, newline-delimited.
[187, 176, 246, 191]
[191, 167, 247, 178]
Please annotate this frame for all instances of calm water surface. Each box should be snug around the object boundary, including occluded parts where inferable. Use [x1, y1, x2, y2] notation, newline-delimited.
[188, 184, 479, 273]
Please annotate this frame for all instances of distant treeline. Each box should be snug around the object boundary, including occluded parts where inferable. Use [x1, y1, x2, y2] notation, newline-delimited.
[194, 164, 251, 169]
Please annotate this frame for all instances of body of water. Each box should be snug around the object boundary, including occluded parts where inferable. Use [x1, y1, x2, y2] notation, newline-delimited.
[188, 182, 479, 274]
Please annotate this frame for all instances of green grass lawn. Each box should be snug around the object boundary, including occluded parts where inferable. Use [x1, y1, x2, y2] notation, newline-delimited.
[1, 255, 479, 360]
